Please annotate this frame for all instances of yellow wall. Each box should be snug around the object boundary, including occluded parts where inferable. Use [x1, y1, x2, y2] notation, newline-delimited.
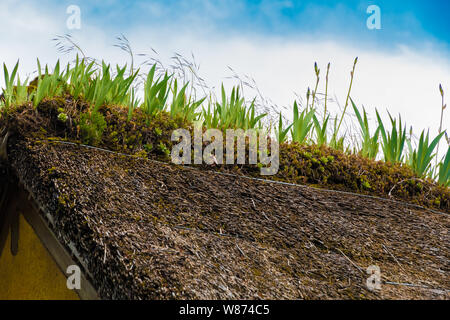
[0, 214, 79, 300]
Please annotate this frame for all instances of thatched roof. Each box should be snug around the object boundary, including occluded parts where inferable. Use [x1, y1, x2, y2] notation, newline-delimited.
[3, 136, 449, 299]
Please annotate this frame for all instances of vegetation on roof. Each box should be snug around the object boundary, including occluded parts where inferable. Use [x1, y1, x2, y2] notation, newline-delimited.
[0, 54, 448, 211]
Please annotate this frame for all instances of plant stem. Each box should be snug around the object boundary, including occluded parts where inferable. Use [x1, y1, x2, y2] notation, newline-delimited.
[306, 87, 310, 111]
[436, 84, 445, 166]
[324, 62, 330, 120]
[336, 57, 358, 137]
[311, 62, 320, 111]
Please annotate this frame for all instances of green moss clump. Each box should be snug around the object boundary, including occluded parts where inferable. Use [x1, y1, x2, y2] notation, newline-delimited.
[80, 111, 107, 146]
[57, 112, 68, 122]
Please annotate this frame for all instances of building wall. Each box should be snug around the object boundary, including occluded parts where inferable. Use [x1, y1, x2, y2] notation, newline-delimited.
[0, 214, 79, 300]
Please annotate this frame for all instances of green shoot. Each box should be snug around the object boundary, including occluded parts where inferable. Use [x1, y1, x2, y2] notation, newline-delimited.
[313, 114, 329, 147]
[408, 130, 444, 177]
[291, 101, 315, 144]
[376, 110, 406, 163]
[276, 113, 292, 143]
[438, 145, 450, 187]
[351, 98, 379, 159]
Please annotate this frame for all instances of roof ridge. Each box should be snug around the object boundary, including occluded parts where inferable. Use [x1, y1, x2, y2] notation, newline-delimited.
[34, 137, 450, 217]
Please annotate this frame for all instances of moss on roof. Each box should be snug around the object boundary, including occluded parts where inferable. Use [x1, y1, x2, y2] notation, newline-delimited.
[1, 99, 449, 212]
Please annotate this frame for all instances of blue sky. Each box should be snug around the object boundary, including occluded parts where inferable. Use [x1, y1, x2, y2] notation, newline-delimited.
[55, 0, 450, 54]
